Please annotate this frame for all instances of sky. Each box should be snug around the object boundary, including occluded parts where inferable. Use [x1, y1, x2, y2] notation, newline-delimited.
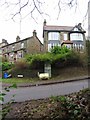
[0, 0, 89, 44]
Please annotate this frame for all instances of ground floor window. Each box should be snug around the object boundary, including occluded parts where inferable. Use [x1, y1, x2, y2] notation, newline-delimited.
[48, 43, 61, 52]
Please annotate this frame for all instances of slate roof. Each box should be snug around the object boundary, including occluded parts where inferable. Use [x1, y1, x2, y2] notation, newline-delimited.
[43, 23, 86, 33]
[43, 25, 73, 31]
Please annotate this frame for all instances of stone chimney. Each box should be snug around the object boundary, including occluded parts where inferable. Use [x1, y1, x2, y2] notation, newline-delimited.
[43, 19, 46, 26]
[16, 36, 20, 42]
[33, 30, 37, 37]
[2, 39, 8, 45]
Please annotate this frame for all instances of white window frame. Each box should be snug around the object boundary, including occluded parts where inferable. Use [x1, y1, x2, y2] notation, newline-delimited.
[48, 43, 61, 52]
[21, 43, 24, 48]
[70, 33, 83, 41]
[48, 32, 60, 40]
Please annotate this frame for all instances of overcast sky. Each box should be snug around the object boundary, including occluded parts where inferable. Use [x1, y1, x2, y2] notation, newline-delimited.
[0, 0, 89, 43]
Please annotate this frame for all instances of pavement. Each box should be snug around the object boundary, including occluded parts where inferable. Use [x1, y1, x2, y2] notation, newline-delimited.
[2, 75, 90, 88]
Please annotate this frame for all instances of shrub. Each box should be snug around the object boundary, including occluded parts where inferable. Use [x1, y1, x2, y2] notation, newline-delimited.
[15, 59, 29, 70]
[50, 46, 70, 54]
[2, 62, 14, 71]
[25, 53, 52, 69]
[65, 51, 80, 65]
[26, 46, 71, 67]
[25, 47, 85, 69]
[50, 46, 62, 54]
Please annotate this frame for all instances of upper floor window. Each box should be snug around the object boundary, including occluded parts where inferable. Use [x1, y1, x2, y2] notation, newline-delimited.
[70, 33, 83, 41]
[48, 32, 60, 40]
[21, 43, 24, 48]
[12, 45, 15, 51]
[18, 51, 23, 58]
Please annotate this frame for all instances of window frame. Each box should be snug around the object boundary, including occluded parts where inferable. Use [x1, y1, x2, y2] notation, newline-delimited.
[70, 33, 83, 41]
[48, 32, 60, 40]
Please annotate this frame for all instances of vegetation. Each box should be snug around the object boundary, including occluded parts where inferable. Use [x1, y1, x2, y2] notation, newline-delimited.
[2, 62, 14, 71]
[0, 78, 38, 84]
[4, 88, 90, 120]
[0, 84, 17, 120]
[51, 46, 70, 54]
[25, 46, 85, 68]
[14, 58, 29, 70]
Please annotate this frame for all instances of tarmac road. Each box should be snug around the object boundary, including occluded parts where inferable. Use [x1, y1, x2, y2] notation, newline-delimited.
[3, 78, 89, 104]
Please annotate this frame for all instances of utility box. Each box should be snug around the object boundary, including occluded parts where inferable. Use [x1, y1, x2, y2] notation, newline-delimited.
[44, 63, 51, 77]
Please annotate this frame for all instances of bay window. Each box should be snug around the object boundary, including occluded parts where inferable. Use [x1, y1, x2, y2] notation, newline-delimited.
[70, 33, 83, 41]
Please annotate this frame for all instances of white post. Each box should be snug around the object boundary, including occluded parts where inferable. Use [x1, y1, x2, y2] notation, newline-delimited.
[44, 63, 51, 77]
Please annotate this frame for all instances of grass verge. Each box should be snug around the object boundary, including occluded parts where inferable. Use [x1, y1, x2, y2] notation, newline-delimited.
[1, 67, 88, 84]
[0, 78, 40, 84]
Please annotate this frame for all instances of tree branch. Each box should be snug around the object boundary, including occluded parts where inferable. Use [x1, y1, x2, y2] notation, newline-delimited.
[57, 0, 61, 19]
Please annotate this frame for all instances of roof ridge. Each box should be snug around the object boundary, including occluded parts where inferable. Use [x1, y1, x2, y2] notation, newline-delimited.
[44, 25, 73, 27]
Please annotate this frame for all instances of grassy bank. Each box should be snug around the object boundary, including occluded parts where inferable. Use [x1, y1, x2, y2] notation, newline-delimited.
[1, 66, 88, 84]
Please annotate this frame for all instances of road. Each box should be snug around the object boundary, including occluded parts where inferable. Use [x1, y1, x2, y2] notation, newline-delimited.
[3, 79, 89, 104]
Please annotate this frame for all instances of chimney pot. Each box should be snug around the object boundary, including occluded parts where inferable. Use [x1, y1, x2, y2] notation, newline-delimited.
[43, 19, 46, 26]
[33, 30, 37, 37]
[2, 39, 8, 45]
[16, 36, 20, 42]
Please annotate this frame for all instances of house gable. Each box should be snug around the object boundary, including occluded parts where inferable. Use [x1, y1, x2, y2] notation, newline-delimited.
[71, 23, 86, 33]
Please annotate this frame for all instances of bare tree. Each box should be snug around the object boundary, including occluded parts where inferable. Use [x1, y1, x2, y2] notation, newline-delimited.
[0, 0, 89, 34]
[0, 0, 84, 21]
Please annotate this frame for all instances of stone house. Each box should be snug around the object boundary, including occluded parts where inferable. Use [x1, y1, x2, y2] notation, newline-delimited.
[43, 20, 86, 52]
[1, 30, 43, 62]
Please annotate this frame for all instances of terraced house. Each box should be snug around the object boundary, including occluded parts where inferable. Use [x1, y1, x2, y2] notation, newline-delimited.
[1, 30, 43, 63]
[43, 20, 86, 52]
